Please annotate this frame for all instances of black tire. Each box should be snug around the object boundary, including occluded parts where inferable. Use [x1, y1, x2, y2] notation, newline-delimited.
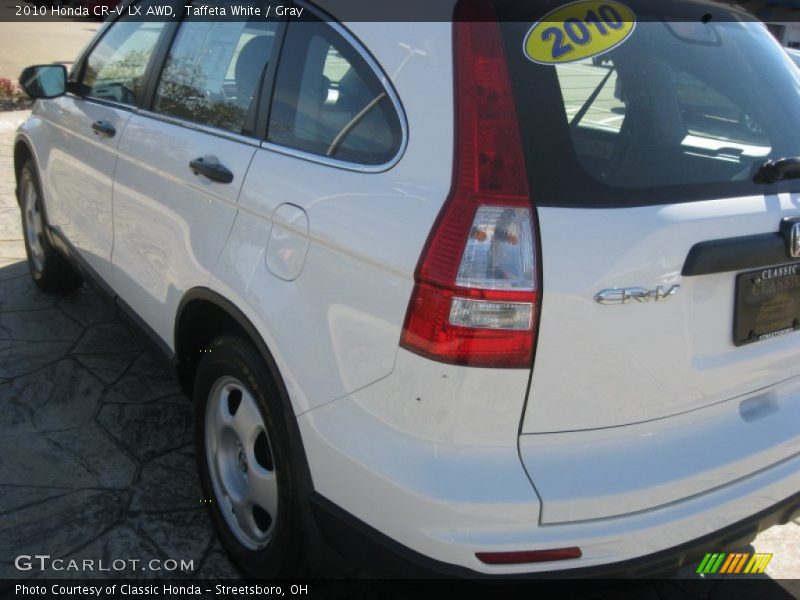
[18, 160, 82, 294]
[194, 334, 308, 578]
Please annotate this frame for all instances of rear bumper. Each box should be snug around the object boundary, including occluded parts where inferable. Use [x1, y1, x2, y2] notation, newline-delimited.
[299, 387, 800, 576]
[309, 488, 800, 578]
[520, 376, 800, 524]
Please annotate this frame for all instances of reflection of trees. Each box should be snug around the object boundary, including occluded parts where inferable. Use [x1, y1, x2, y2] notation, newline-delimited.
[85, 48, 153, 104]
[155, 55, 247, 133]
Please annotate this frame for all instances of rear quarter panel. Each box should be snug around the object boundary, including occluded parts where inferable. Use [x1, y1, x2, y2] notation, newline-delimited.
[211, 22, 455, 414]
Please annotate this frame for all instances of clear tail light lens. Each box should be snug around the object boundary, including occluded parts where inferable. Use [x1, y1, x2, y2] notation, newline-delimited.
[449, 298, 533, 331]
[456, 206, 535, 291]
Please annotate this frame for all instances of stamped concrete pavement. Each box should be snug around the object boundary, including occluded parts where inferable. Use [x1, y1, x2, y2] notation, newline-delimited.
[0, 110, 238, 580]
[0, 109, 797, 592]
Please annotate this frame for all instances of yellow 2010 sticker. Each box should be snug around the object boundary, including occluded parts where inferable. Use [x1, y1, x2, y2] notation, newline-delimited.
[524, 1, 636, 65]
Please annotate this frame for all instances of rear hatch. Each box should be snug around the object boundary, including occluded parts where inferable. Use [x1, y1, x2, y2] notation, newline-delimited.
[498, 1, 800, 434]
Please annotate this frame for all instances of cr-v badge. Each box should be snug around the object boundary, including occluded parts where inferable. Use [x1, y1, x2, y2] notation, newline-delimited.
[594, 285, 680, 305]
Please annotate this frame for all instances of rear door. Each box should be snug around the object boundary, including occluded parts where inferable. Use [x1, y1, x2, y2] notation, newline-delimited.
[111, 1, 282, 343]
[498, 3, 800, 433]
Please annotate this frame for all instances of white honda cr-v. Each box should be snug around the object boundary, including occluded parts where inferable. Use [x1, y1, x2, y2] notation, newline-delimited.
[14, 0, 800, 578]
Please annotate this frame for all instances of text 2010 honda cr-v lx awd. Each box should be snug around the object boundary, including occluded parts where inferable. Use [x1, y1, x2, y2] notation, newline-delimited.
[14, 0, 800, 578]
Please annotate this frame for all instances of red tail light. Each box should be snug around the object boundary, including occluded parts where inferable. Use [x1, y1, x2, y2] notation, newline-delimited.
[400, 2, 538, 368]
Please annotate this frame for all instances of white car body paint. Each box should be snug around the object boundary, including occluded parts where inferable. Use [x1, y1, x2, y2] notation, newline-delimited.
[14, 6, 800, 576]
[297, 347, 800, 573]
[525, 195, 800, 434]
[213, 21, 453, 413]
[109, 113, 252, 343]
[27, 97, 131, 283]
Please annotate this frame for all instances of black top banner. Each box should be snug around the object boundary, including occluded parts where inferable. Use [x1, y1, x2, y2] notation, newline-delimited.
[2, 0, 796, 23]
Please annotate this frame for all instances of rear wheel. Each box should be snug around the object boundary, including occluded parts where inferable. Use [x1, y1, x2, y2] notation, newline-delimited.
[18, 160, 82, 293]
[194, 334, 308, 577]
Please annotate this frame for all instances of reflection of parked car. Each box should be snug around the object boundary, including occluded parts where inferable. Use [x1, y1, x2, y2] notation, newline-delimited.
[14, 0, 800, 579]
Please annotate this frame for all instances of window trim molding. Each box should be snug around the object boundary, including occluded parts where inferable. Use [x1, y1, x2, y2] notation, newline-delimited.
[137, 109, 261, 147]
[260, 1, 409, 174]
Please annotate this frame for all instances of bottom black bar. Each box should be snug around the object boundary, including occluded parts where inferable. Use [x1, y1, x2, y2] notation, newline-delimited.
[0, 578, 796, 600]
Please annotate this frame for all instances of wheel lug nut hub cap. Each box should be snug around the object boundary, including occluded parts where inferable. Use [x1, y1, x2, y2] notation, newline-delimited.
[236, 443, 247, 473]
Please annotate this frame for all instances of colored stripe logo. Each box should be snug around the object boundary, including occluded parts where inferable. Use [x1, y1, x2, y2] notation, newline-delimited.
[696, 552, 773, 574]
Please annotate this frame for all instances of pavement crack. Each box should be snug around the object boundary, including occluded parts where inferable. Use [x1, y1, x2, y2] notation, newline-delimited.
[0, 488, 75, 517]
[43, 434, 101, 478]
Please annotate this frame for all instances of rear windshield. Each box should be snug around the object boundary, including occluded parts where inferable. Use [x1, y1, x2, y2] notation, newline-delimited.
[498, 0, 800, 207]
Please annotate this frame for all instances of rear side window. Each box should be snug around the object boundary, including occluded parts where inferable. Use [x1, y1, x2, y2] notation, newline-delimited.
[498, 2, 800, 207]
[267, 14, 403, 166]
[82, 11, 165, 106]
[153, 0, 279, 133]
